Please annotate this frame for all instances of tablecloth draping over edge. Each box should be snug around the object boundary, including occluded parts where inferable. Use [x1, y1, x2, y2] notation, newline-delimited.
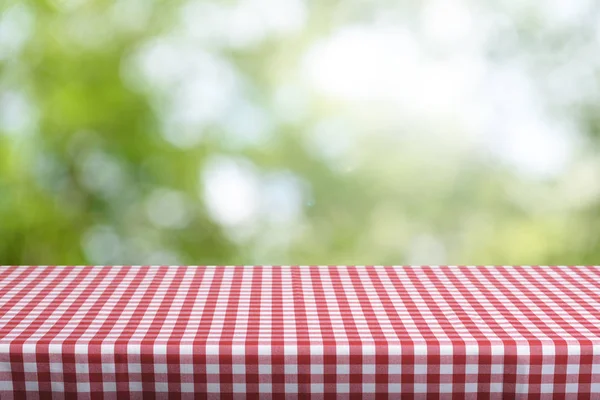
[0, 266, 599, 399]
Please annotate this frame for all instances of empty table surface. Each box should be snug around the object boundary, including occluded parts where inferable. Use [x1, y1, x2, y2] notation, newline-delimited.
[0, 266, 599, 399]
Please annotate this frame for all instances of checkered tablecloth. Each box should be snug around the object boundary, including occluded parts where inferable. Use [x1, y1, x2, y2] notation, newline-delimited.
[0, 266, 599, 399]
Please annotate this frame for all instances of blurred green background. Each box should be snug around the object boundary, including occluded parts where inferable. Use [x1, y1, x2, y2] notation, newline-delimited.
[2, 0, 600, 265]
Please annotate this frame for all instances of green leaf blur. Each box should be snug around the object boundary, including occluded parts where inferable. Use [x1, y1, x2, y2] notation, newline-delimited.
[1, 0, 600, 265]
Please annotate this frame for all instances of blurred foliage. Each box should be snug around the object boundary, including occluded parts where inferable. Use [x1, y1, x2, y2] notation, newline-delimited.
[1, 0, 600, 265]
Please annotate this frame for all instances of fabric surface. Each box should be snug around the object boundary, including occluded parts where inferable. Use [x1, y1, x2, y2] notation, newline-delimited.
[0, 265, 599, 399]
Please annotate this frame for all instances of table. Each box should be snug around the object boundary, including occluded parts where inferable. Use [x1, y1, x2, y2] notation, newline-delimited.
[0, 266, 599, 399]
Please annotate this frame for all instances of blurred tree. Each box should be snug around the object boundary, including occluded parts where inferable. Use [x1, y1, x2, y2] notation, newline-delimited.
[1, 0, 600, 265]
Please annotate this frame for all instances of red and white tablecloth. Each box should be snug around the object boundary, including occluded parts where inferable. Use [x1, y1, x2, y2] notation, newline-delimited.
[0, 266, 599, 399]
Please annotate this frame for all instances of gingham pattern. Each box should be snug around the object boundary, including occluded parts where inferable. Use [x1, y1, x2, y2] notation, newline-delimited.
[0, 266, 599, 399]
